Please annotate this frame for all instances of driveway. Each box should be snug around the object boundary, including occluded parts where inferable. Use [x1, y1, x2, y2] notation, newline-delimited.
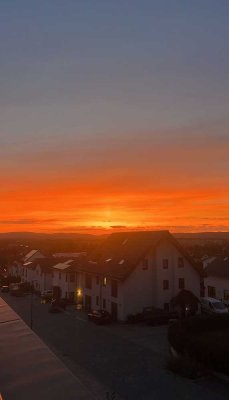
[2, 293, 229, 400]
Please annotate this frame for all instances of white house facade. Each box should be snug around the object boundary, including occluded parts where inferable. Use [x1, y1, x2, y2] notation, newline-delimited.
[52, 260, 77, 301]
[75, 231, 202, 321]
[204, 257, 229, 304]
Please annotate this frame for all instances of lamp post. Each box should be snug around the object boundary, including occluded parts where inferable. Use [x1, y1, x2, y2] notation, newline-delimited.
[30, 280, 37, 330]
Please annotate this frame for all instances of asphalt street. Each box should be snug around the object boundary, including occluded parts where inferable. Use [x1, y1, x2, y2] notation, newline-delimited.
[2, 292, 229, 400]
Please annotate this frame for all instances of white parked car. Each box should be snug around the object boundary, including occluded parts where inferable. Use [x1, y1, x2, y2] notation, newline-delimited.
[200, 297, 229, 314]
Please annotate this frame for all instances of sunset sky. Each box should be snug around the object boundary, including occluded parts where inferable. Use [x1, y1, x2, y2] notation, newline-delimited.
[1, 1, 229, 233]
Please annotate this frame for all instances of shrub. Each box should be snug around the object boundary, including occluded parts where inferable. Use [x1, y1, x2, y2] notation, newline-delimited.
[168, 315, 229, 375]
[126, 313, 143, 323]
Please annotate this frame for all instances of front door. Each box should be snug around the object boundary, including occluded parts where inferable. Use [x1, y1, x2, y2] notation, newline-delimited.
[85, 295, 91, 310]
[111, 302, 118, 321]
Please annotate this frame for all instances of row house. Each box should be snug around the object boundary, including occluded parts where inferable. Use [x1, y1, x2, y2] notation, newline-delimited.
[7, 234, 202, 321]
[204, 257, 229, 304]
[20, 250, 46, 285]
[52, 260, 78, 301]
[75, 231, 202, 320]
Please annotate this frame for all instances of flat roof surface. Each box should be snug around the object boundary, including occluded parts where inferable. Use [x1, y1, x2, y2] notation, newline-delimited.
[0, 298, 93, 400]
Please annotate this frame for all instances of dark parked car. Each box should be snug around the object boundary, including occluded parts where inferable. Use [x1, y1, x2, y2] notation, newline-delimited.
[48, 298, 68, 313]
[1, 285, 9, 293]
[48, 299, 62, 313]
[41, 290, 53, 303]
[88, 309, 112, 325]
[10, 288, 24, 297]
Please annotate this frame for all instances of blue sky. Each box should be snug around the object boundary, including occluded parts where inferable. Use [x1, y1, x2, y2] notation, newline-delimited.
[0, 1, 229, 232]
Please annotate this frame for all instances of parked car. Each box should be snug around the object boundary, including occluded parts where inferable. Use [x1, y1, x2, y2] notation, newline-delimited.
[48, 299, 62, 313]
[10, 288, 24, 297]
[200, 297, 229, 315]
[41, 290, 53, 303]
[1, 285, 9, 293]
[143, 307, 179, 326]
[88, 310, 112, 325]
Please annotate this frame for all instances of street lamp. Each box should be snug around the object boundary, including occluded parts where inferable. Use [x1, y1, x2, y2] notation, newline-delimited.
[30, 280, 37, 330]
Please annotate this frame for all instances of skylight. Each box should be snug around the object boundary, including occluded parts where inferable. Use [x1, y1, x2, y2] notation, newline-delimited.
[122, 239, 128, 245]
[119, 259, 125, 265]
[106, 258, 112, 262]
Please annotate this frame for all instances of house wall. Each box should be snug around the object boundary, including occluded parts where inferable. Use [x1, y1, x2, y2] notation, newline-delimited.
[154, 239, 200, 309]
[204, 275, 229, 304]
[122, 253, 156, 318]
[8, 263, 21, 277]
[121, 238, 200, 320]
[25, 267, 37, 286]
[34, 265, 53, 293]
[76, 272, 123, 319]
[52, 270, 77, 298]
[74, 239, 200, 321]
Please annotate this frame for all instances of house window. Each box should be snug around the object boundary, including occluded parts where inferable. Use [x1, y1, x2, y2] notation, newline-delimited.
[85, 274, 92, 290]
[111, 280, 118, 298]
[178, 278, 185, 290]
[208, 286, 216, 298]
[59, 272, 61, 280]
[65, 273, 68, 282]
[69, 273, 75, 282]
[163, 259, 168, 269]
[96, 276, 100, 285]
[164, 303, 170, 312]
[142, 258, 148, 270]
[96, 296, 99, 306]
[178, 257, 184, 268]
[224, 290, 229, 300]
[103, 277, 107, 286]
[163, 280, 169, 290]
[103, 299, 106, 309]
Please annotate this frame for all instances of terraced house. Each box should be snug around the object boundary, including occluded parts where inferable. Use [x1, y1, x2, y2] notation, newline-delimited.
[75, 231, 202, 321]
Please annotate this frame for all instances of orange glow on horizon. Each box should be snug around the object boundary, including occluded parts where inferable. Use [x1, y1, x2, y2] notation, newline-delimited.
[0, 177, 228, 234]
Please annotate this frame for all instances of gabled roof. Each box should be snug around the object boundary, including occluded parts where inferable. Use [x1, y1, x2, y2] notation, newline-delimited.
[52, 259, 78, 272]
[24, 250, 41, 262]
[77, 231, 202, 280]
[205, 257, 229, 279]
[33, 258, 57, 273]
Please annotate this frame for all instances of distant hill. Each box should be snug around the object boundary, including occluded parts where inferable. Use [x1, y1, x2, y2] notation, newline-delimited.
[174, 232, 229, 240]
[0, 232, 99, 240]
[0, 231, 229, 240]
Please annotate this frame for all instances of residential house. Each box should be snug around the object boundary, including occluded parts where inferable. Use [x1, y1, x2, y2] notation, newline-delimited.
[32, 258, 57, 293]
[204, 257, 229, 304]
[7, 261, 21, 278]
[52, 259, 78, 301]
[20, 250, 46, 283]
[75, 231, 202, 320]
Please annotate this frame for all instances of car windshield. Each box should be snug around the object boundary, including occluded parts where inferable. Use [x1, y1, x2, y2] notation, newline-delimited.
[213, 302, 226, 310]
